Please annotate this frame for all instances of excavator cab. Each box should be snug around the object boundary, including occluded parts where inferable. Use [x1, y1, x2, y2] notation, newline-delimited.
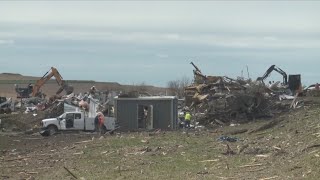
[15, 83, 33, 98]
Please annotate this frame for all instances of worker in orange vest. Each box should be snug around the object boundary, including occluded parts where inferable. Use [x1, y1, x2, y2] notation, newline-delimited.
[97, 113, 106, 134]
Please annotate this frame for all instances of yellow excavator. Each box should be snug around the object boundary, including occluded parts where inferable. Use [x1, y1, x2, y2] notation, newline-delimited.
[15, 67, 74, 98]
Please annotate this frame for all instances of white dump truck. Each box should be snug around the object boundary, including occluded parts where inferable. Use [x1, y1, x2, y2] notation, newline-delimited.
[39, 111, 116, 136]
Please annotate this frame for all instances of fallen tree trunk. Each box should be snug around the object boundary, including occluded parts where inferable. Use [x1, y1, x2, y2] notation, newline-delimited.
[248, 120, 280, 134]
[225, 129, 248, 135]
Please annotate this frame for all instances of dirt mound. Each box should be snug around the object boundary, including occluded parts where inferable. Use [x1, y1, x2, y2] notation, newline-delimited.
[0, 73, 22, 76]
[0, 112, 46, 131]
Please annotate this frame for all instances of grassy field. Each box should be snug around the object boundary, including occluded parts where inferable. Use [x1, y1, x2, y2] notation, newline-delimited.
[2, 102, 320, 180]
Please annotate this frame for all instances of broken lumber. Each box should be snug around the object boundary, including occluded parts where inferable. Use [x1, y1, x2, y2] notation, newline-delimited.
[64, 166, 78, 179]
[272, 146, 282, 150]
[239, 163, 263, 168]
[302, 144, 320, 152]
[290, 93, 299, 109]
[73, 151, 84, 155]
[215, 176, 237, 179]
[215, 119, 225, 125]
[4, 157, 25, 162]
[259, 176, 279, 180]
[256, 154, 270, 158]
[199, 159, 219, 163]
[74, 140, 92, 144]
[246, 167, 266, 172]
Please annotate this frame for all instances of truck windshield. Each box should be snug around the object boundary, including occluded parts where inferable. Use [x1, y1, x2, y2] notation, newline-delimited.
[58, 114, 65, 119]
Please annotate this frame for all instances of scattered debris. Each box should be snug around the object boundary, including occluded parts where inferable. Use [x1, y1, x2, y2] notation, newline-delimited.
[237, 144, 249, 154]
[222, 144, 235, 155]
[218, 136, 239, 142]
[0, 97, 13, 114]
[73, 151, 84, 155]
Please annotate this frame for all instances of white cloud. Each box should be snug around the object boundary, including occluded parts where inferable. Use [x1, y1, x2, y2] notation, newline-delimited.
[156, 54, 169, 59]
[0, 1, 319, 50]
[0, 1, 320, 34]
[0, 39, 14, 45]
[263, 36, 277, 41]
[2, 26, 319, 49]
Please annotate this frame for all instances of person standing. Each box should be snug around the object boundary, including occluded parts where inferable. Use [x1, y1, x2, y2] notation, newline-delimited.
[94, 114, 99, 132]
[178, 112, 185, 128]
[184, 111, 192, 128]
[98, 113, 106, 134]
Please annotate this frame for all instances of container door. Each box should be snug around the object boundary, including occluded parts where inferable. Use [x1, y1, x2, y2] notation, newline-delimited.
[137, 105, 145, 129]
[146, 105, 153, 130]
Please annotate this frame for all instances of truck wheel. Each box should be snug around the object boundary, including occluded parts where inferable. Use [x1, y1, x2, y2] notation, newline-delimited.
[48, 125, 58, 136]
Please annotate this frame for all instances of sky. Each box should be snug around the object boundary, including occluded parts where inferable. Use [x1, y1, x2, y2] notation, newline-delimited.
[0, 1, 320, 87]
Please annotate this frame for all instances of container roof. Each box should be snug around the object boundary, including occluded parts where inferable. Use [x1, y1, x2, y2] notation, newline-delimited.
[115, 96, 177, 101]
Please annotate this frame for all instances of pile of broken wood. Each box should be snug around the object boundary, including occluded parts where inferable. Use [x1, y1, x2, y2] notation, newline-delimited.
[184, 62, 294, 126]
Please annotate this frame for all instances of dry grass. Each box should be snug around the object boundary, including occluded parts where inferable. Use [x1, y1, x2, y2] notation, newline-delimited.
[2, 103, 320, 180]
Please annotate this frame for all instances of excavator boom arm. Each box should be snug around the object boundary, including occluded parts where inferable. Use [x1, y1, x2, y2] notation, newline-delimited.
[257, 65, 288, 85]
[190, 62, 202, 74]
[273, 66, 288, 84]
[32, 67, 67, 96]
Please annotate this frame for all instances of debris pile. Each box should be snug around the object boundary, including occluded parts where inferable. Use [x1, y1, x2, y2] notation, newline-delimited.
[40, 87, 115, 118]
[45, 101, 64, 118]
[0, 86, 118, 132]
[1, 78, 160, 132]
[184, 62, 300, 126]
